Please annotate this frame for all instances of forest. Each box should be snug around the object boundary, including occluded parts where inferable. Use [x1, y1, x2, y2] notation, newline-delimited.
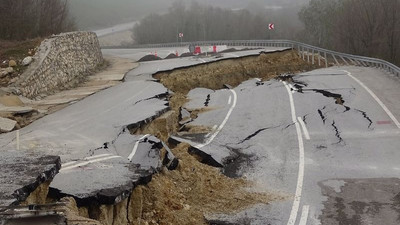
[133, 0, 400, 66]
[0, 0, 75, 40]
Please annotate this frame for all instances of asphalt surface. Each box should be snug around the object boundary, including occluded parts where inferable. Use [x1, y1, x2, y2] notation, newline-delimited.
[1, 45, 399, 225]
[0, 47, 284, 209]
[177, 66, 400, 225]
[94, 21, 138, 37]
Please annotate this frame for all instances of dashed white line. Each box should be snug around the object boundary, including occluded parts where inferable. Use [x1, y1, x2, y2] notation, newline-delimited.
[283, 81, 306, 225]
[299, 205, 310, 225]
[343, 70, 400, 129]
[297, 117, 311, 140]
[128, 134, 150, 161]
[195, 89, 237, 149]
[228, 96, 232, 105]
[60, 155, 121, 172]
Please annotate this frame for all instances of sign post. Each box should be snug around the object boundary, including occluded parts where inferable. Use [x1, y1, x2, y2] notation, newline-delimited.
[179, 33, 184, 43]
[268, 23, 275, 30]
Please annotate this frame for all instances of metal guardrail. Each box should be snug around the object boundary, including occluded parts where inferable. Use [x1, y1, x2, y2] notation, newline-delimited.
[123, 40, 400, 77]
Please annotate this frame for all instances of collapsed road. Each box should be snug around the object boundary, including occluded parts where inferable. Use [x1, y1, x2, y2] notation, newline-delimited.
[1, 45, 400, 225]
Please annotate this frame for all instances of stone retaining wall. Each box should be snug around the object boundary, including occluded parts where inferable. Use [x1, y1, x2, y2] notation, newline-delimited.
[14, 32, 103, 99]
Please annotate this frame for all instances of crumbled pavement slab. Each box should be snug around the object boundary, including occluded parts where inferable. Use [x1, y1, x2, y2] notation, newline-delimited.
[0, 151, 61, 207]
[0, 117, 17, 132]
[0, 56, 138, 131]
[49, 133, 177, 207]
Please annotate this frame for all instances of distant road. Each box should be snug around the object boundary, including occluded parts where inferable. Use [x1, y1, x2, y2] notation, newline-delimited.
[93, 21, 137, 37]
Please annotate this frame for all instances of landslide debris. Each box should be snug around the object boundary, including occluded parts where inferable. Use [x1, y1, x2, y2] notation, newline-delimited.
[154, 49, 319, 94]
[138, 55, 162, 62]
[134, 143, 281, 225]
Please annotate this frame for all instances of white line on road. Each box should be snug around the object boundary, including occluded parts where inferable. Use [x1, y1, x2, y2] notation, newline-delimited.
[195, 89, 237, 149]
[299, 205, 310, 225]
[60, 155, 121, 172]
[228, 96, 232, 105]
[62, 154, 113, 168]
[205, 125, 218, 138]
[85, 153, 112, 160]
[128, 134, 150, 161]
[298, 117, 311, 140]
[343, 70, 400, 129]
[283, 81, 306, 225]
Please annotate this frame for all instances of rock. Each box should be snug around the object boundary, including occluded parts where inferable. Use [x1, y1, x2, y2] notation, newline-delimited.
[0, 95, 24, 107]
[1, 60, 8, 68]
[22, 56, 33, 66]
[5, 67, 13, 74]
[8, 60, 17, 67]
[0, 117, 17, 132]
[0, 70, 7, 78]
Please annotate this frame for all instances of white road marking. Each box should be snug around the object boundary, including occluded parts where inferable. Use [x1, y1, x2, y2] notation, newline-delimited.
[62, 161, 78, 167]
[228, 96, 232, 105]
[393, 167, 400, 171]
[298, 117, 311, 140]
[128, 134, 150, 161]
[195, 89, 237, 149]
[299, 205, 310, 225]
[60, 155, 121, 172]
[283, 81, 306, 225]
[343, 70, 400, 129]
[85, 153, 112, 160]
[62, 154, 112, 168]
[205, 125, 218, 138]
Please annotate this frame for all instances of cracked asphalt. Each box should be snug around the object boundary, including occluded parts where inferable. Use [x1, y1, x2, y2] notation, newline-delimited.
[0, 47, 286, 209]
[175, 66, 400, 224]
[1, 45, 399, 225]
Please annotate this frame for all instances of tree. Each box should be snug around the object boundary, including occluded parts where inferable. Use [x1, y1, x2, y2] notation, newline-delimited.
[0, 0, 75, 40]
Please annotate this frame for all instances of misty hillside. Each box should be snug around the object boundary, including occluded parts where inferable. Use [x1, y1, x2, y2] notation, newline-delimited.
[69, 0, 174, 29]
[69, 0, 309, 30]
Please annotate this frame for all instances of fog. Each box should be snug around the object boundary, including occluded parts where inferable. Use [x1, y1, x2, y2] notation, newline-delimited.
[69, 0, 309, 30]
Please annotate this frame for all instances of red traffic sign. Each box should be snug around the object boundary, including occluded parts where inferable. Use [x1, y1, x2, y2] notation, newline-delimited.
[179, 33, 184, 38]
[268, 23, 275, 30]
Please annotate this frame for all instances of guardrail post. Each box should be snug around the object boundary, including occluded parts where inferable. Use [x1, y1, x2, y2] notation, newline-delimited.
[307, 48, 310, 63]
[318, 51, 321, 66]
[324, 52, 328, 68]
[312, 49, 315, 65]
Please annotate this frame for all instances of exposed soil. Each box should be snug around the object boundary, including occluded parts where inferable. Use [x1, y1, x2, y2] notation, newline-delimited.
[154, 50, 320, 95]
[135, 143, 281, 225]
[164, 53, 179, 59]
[180, 52, 195, 58]
[138, 55, 162, 62]
[0, 39, 42, 86]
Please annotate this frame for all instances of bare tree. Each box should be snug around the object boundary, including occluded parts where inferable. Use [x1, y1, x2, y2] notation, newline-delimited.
[0, 0, 75, 40]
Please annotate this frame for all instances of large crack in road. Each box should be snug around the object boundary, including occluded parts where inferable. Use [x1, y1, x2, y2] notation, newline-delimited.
[1, 49, 321, 225]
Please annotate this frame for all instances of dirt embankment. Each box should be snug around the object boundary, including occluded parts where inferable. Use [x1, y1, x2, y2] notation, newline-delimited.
[154, 50, 319, 94]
